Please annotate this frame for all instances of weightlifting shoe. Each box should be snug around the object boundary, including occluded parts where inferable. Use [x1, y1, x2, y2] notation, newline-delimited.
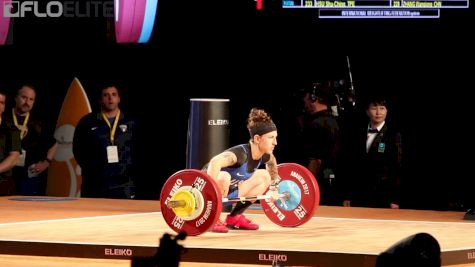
[226, 214, 259, 230]
[210, 219, 229, 233]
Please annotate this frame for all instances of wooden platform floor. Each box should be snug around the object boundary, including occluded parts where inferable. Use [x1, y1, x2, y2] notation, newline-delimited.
[0, 196, 474, 267]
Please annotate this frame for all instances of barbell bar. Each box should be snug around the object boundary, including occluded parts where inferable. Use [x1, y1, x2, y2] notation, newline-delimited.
[167, 191, 290, 209]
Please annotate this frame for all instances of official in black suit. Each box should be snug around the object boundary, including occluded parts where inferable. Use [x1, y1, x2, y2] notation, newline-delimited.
[342, 96, 402, 208]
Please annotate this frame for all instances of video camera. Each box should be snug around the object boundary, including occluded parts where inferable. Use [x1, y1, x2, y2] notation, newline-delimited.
[299, 79, 356, 117]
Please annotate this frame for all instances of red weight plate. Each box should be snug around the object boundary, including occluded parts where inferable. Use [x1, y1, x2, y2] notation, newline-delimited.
[160, 169, 222, 236]
[261, 163, 320, 227]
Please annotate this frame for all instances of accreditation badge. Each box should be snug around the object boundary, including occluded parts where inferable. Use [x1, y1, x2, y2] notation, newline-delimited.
[107, 146, 119, 163]
[378, 142, 386, 153]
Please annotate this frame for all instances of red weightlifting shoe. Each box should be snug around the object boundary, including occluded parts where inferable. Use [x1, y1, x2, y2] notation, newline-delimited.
[225, 214, 259, 230]
[210, 219, 229, 233]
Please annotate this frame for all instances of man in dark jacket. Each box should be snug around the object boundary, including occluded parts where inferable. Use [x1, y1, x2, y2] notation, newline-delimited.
[73, 84, 138, 199]
[299, 83, 340, 205]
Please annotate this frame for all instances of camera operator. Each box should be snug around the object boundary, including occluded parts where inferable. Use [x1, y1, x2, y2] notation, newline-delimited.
[298, 82, 341, 206]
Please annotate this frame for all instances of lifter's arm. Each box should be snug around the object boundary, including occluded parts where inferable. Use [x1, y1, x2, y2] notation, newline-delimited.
[206, 151, 237, 181]
[266, 153, 280, 185]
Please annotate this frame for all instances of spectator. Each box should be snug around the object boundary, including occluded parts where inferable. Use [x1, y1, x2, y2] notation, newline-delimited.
[73, 83, 138, 199]
[7, 84, 57, 196]
[0, 89, 21, 195]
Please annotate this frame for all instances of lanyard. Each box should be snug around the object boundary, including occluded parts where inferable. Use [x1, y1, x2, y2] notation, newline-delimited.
[101, 109, 121, 145]
[12, 108, 30, 140]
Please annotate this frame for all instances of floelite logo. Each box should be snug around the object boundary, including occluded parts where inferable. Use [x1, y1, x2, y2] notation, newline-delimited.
[3, 1, 113, 18]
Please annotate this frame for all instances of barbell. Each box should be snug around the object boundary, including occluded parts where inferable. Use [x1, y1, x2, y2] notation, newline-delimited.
[160, 163, 320, 236]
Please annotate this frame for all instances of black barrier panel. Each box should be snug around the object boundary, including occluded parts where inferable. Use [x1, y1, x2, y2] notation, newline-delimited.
[186, 99, 230, 169]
